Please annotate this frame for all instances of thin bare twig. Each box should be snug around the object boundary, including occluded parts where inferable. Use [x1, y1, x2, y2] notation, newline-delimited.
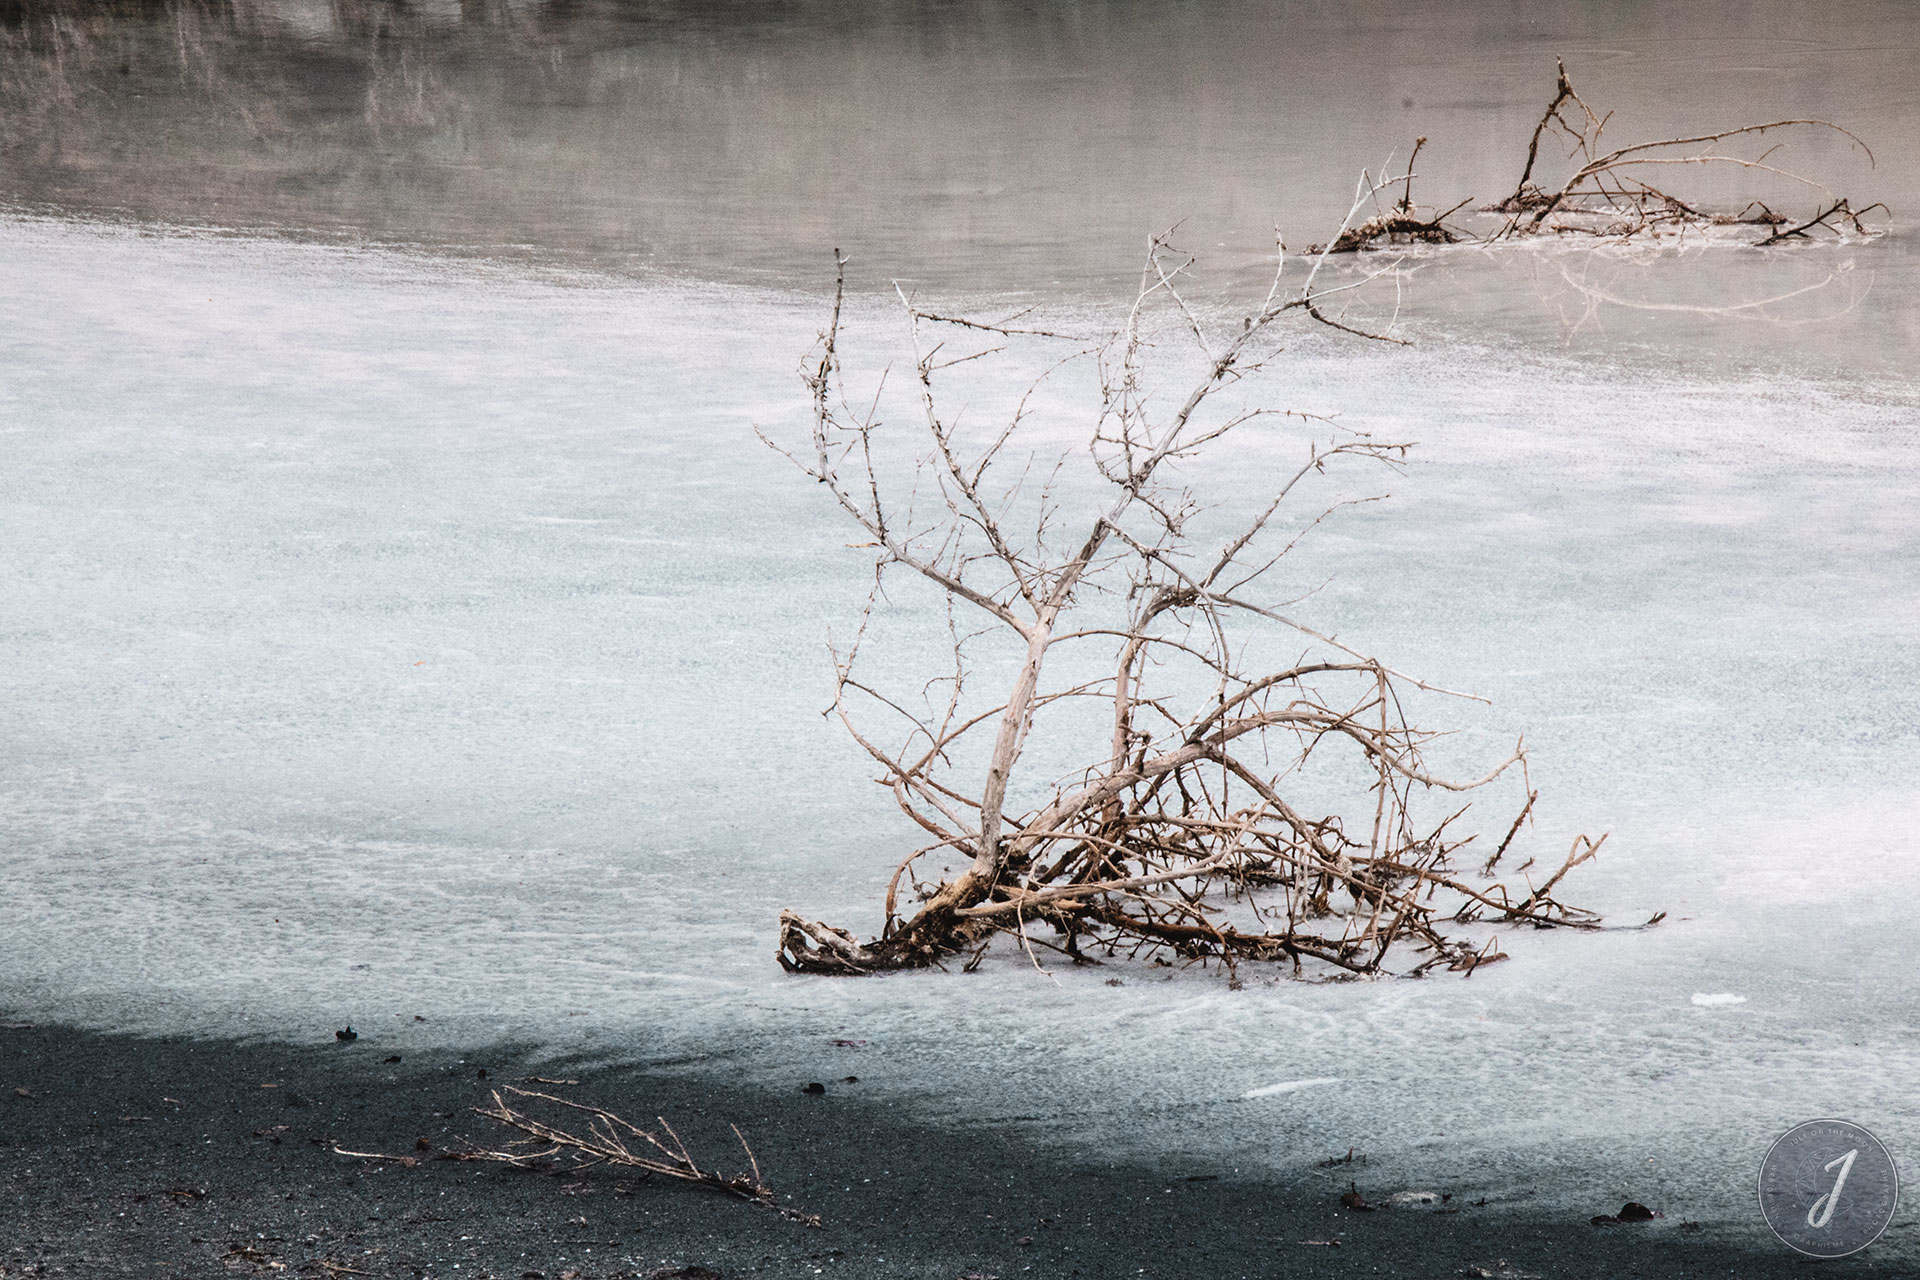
[452, 1088, 820, 1226]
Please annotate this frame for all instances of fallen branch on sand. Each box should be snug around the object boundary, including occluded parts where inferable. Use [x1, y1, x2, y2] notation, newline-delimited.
[460, 1087, 820, 1226]
[330, 1087, 820, 1225]
[330, 1144, 419, 1167]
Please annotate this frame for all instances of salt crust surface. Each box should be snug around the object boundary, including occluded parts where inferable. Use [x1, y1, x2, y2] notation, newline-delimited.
[2, 217, 1915, 1230]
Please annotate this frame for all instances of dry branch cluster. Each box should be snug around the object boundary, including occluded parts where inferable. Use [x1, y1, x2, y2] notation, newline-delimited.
[462, 1087, 819, 1225]
[762, 57, 1882, 981]
[1318, 60, 1883, 254]
[334, 1085, 820, 1225]
[765, 215, 1605, 982]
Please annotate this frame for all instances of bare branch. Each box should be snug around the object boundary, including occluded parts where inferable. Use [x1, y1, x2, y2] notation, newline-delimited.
[769, 171, 1611, 979]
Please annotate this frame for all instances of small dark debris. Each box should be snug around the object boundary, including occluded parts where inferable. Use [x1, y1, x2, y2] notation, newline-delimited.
[1185, 1174, 1219, 1182]
[12, 1087, 33, 1099]
[477, 1068, 488, 1080]
[642, 1268, 722, 1280]
[335, 1026, 357, 1042]
[414, 1014, 427, 1022]
[828, 1039, 866, 1048]
[1617, 1201, 1661, 1221]
[1015, 1236, 1033, 1246]
[1340, 1182, 1374, 1212]
[841, 1075, 859, 1084]
[415, 1137, 431, 1152]
[1679, 1220, 1703, 1233]
[383, 1055, 403, 1063]
[1104, 978, 1124, 986]
[801, 1082, 826, 1095]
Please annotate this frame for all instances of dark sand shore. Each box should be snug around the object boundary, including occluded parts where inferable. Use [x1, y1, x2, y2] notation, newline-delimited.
[0, 1019, 1891, 1278]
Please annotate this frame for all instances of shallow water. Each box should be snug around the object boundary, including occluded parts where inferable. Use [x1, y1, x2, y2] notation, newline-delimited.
[5, 0, 1918, 361]
[3, 0, 1919, 1249]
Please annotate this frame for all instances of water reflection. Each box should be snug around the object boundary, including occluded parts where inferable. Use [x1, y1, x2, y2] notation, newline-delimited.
[2, 0, 1916, 361]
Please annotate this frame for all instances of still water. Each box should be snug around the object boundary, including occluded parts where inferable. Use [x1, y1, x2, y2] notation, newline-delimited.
[3, 0, 1919, 1243]
[5, 0, 1918, 355]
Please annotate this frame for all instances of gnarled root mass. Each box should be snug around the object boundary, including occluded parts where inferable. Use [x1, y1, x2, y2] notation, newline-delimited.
[778, 660, 1604, 979]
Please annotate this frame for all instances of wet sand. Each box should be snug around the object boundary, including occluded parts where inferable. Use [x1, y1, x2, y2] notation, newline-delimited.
[0, 1019, 1884, 1278]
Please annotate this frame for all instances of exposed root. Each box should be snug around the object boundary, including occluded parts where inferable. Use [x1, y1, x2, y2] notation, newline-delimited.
[778, 723, 1602, 978]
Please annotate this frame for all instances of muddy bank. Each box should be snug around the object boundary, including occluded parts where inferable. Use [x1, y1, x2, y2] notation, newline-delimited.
[1, 1019, 1886, 1278]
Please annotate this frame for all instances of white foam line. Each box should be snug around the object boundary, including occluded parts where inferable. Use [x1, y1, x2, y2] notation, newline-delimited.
[1243, 1076, 1343, 1099]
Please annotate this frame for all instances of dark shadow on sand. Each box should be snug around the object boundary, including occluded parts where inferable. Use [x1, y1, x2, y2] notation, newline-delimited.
[0, 1019, 1894, 1278]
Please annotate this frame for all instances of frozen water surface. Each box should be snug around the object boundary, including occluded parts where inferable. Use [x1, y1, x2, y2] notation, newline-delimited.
[3, 213, 1917, 1238]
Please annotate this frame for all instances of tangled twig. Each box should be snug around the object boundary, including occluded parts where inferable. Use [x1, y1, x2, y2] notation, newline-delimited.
[1321, 59, 1881, 252]
[459, 1087, 820, 1226]
[765, 213, 1608, 981]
